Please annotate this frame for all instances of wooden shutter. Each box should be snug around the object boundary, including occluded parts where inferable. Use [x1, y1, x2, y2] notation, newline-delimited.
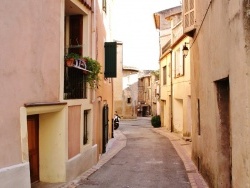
[180, 49, 184, 76]
[104, 42, 117, 78]
[183, 0, 195, 34]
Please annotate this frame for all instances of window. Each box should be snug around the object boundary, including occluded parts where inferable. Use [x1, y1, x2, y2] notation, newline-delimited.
[197, 99, 201, 135]
[163, 66, 166, 85]
[127, 97, 131, 104]
[83, 110, 89, 145]
[64, 15, 87, 99]
[174, 48, 184, 77]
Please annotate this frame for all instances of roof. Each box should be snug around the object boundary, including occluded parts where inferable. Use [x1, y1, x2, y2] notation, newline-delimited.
[153, 6, 181, 30]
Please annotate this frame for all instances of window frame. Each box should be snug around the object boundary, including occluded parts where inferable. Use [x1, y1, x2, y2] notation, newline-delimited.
[163, 66, 167, 85]
[83, 110, 89, 145]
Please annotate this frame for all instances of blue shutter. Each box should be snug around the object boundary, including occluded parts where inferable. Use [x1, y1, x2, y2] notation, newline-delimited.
[104, 42, 117, 78]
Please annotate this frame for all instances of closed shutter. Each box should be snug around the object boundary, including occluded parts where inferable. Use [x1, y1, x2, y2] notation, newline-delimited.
[104, 42, 117, 78]
[183, 0, 195, 34]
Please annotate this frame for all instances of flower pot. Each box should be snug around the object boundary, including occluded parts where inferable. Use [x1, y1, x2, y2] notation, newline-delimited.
[83, 70, 89, 74]
[66, 58, 74, 67]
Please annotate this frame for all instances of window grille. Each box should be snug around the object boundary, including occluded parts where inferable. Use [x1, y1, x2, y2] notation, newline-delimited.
[64, 68, 86, 99]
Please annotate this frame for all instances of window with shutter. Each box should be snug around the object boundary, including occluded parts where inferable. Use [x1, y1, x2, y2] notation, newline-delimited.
[183, 0, 196, 35]
[175, 48, 184, 77]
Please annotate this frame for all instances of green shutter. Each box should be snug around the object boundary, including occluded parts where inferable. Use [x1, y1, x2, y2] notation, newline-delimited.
[104, 42, 117, 78]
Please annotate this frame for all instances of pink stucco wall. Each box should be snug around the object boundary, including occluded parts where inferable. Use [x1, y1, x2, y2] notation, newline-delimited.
[0, 0, 61, 167]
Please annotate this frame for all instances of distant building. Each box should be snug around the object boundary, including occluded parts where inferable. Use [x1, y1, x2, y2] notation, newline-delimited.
[137, 71, 159, 117]
[113, 58, 139, 119]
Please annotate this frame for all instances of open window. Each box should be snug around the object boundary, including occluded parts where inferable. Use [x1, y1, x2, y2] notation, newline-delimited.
[64, 0, 89, 99]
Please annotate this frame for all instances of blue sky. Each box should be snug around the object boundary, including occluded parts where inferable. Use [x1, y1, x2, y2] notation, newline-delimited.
[113, 0, 181, 70]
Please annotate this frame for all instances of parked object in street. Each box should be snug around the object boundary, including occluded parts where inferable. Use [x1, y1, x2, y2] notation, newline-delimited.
[114, 112, 120, 130]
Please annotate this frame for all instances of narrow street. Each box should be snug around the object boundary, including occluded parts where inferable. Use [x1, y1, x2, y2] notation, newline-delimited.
[76, 117, 191, 188]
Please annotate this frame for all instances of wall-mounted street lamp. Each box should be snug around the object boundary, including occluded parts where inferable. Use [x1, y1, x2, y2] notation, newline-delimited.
[97, 96, 102, 102]
[182, 42, 189, 58]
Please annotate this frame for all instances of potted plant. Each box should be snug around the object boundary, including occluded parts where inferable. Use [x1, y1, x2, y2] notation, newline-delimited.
[64, 53, 102, 89]
[151, 115, 161, 128]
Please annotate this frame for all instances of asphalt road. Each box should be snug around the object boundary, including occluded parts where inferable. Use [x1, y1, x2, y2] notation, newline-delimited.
[77, 117, 191, 188]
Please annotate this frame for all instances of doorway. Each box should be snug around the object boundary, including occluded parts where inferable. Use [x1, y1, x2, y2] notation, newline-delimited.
[215, 77, 231, 187]
[27, 115, 39, 183]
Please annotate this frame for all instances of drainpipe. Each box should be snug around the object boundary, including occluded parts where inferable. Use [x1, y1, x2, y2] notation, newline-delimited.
[170, 50, 173, 132]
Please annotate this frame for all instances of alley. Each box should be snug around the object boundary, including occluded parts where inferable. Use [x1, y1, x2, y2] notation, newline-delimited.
[76, 117, 191, 188]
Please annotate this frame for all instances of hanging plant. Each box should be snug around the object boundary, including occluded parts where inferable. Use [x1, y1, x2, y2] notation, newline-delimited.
[84, 56, 102, 89]
[64, 53, 102, 89]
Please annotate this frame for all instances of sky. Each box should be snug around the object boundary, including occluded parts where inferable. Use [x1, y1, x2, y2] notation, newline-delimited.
[112, 0, 181, 70]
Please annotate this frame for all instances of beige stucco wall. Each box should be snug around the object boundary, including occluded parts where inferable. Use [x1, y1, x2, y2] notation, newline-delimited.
[191, 0, 250, 187]
[160, 37, 191, 135]
[172, 39, 191, 134]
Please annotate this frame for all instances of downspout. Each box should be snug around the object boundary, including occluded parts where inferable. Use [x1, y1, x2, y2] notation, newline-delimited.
[170, 50, 173, 132]
[112, 78, 114, 138]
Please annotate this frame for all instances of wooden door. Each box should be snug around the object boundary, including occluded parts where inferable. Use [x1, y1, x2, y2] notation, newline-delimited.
[27, 115, 39, 183]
